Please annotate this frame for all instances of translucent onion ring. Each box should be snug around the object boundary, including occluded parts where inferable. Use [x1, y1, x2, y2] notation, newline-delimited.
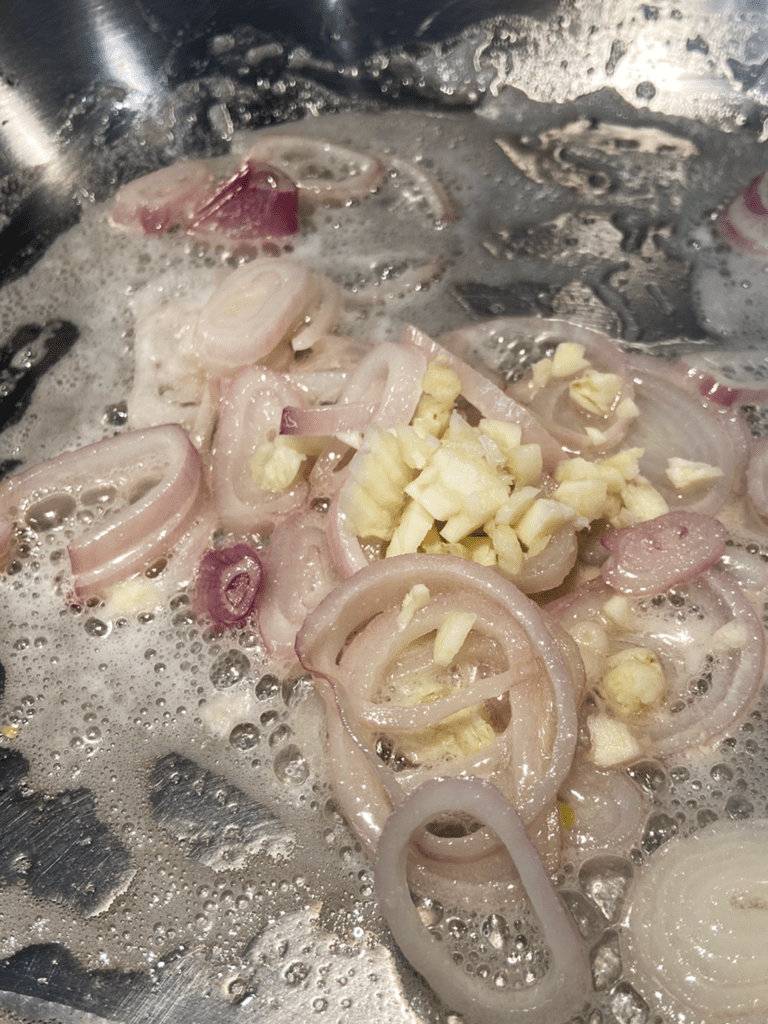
[296, 554, 580, 829]
[375, 777, 591, 1024]
[626, 819, 768, 1024]
[194, 258, 312, 374]
[0, 425, 204, 598]
[211, 366, 309, 532]
[245, 134, 386, 204]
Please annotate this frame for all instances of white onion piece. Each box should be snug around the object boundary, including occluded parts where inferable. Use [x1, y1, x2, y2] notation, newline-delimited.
[549, 569, 765, 759]
[290, 273, 343, 352]
[623, 354, 748, 515]
[601, 511, 727, 595]
[627, 819, 768, 1024]
[129, 295, 210, 431]
[280, 401, 379, 438]
[194, 258, 311, 374]
[717, 171, 768, 256]
[257, 508, 337, 663]
[407, 804, 562, 914]
[211, 367, 309, 532]
[0, 425, 203, 596]
[326, 487, 369, 578]
[245, 134, 386, 203]
[403, 325, 564, 471]
[559, 763, 649, 854]
[109, 160, 214, 234]
[375, 777, 591, 1024]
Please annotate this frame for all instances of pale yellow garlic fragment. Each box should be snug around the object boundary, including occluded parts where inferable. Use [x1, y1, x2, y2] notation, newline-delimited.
[569, 370, 624, 416]
[397, 584, 431, 629]
[602, 595, 634, 629]
[251, 439, 305, 491]
[551, 341, 590, 378]
[588, 714, 643, 767]
[620, 479, 669, 522]
[433, 611, 477, 667]
[386, 499, 434, 557]
[665, 457, 724, 492]
[516, 498, 577, 557]
[600, 646, 666, 717]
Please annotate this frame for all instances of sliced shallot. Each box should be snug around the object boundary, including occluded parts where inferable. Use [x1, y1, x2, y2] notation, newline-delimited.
[188, 159, 298, 242]
[601, 511, 727, 596]
[0, 425, 204, 597]
[245, 134, 386, 204]
[375, 777, 591, 1024]
[627, 819, 768, 1024]
[747, 435, 768, 524]
[195, 542, 263, 629]
[193, 258, 312, 374]
[211, 366, 309, 532]
[110, 160, 214, 234]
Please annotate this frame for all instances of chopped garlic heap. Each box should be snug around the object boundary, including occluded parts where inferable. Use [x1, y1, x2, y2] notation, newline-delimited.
[343, 352, 703, 579]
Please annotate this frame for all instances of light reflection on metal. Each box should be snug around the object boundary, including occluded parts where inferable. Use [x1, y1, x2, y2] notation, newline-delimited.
[87, 2, 156, 99]
[0, 80, 64, 176]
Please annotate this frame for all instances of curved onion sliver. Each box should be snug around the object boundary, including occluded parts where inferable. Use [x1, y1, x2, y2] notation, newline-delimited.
[211, 367, 309, 532]
[674, 351, 768, 409]
[110, 160, 214, 234]
[627, 819, 768, 1024]
[257, 508, 337, 662]
[246, 134, 386, 204]
[403, 325, 564, 471]
[290, 274, 343, 352]
[717, 171, 768, 257]
[375, 777, 591, 1024]
[0, 425, 204, 597]
[194, 258, 311, 374]
[623, 354, 748, 515]
[384, 155, 456, 223]
[601, 511, 727, 596]
[559, 763, 650, 854]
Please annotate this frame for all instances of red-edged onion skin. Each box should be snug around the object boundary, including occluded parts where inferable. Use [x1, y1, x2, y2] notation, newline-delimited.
[717, 171, 768, 256]
[674, 353, 768, 409]
[747, 436, 768, 524]
[626, 820, 768, 1024]
[403, 325, 564, 471]
[110, 160, 214, 234]
[601, 511, 727, 596]
[195, 542, 263, 629]
[0, 425, 204, 597]
[375, 777, 591, 1024]
[211, 367, 309, 533]
[188, 160, 299, 241]
[245, 134, 386, 204]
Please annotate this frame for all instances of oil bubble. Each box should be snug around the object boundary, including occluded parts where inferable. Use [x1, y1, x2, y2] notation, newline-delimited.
[273, 745, 309, 786]
[210, 649, 250, 689]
